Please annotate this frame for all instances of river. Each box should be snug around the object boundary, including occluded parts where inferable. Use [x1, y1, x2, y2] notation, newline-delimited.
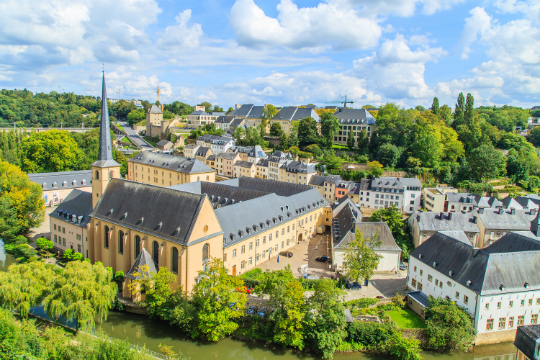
[0, 241, 517, 360]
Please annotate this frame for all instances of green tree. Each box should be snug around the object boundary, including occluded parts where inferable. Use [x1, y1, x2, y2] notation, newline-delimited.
[304, 279, 346, 359]
[190, 258, 247, 341]
[468, 145, 506, 181]
[425, 297, 476, 351]
[36, 237, 53, 252]
[356, 129, 369, 154]
[20, 130, 84, 173]
[431, 97, 440, 118]
[346, 129, 355, 149]
[378, 143, 401, 168]
[506, 150, 529, 181]
[465, 93, 475, 127]
[126, 109, 146, 125]
[262, 104, 278, 131]
[410, 132, 441, 168]
[270, 122, 283, 136]
[297, 117, 319, 147]
[212, 105, 223, 113]
[370, 205, 413, 259]
[440, 104, 452, 126]
[129, 266, 176, 320]
[320, 112, 340, 148]
[43, 260, 117, 330]
[528, 127, 540, 147]
[343, 229, 382, 282]
[198, 101, 212, 113]
[415, 105, 425, 112]
[304, 144, 322, 157]
[366, 160, 384, 178]
[321, 150, 342, 170]
[0, 161, 44, 238]
[256, 267, 305, 349]
[387, 330, 422, 360]
[453, 92, 465, 128]
[528, 176, 540, 190]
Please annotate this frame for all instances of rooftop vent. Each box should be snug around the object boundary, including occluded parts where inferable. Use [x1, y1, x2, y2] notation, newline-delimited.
[467, 280, 472, 286]
[449, 271, 453, 276]
[121, 212, 128, 220]
[173, 226, 181, 235]
[433, 262, 437, 267]
[524, 282, 530, 289]
[510, 208, 516, 215]
[499, 284, 505, 291]
[418, 254, 422, 259]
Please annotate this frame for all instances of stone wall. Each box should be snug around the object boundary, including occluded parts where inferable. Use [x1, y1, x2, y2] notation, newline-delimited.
[475, 329, 517, 346]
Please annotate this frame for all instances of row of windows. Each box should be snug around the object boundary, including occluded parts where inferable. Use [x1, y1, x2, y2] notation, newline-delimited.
[53, 224, 66, 233]
[486, 315, 538, 331]
[485, 298, 540, 310]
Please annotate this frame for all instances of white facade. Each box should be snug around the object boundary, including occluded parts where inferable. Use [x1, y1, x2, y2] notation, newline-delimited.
[335, 249, 400, 272]
[361, 177, 422, 214]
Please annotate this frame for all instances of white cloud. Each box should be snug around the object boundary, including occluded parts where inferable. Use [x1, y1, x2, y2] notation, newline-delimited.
[157, 10, 203, 49]
[229, 0, 382, 52]
[327, 0, 464, 17]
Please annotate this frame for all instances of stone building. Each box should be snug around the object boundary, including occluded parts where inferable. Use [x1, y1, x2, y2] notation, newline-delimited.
[29, 170, 92, 206]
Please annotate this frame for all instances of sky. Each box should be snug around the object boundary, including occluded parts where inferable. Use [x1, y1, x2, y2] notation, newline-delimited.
[0, 0, 539, 110]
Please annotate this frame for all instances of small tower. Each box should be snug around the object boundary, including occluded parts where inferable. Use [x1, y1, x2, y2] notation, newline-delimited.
[91, 71, 121, 208]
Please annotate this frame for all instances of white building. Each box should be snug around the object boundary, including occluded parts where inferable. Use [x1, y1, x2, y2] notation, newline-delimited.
[407, 231, 540, 345]
[196, 135, 235, 155]
[361, 177, 422, 214]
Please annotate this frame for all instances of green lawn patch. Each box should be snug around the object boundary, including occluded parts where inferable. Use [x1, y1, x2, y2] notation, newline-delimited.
[331, 144, 351, 150]
[385, 308, 426, 329]
[143, 136, 158, 147]
[135, 119, 146, 126]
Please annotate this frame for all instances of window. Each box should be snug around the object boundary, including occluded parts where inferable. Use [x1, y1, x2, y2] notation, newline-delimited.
[508, 317, 514, 328]
[95, 170, 99, 179]
[281, 229, 284, 235]
[485, 303, 489, 310]
[275, 245, 278, 252]
[529, 299, 533, 306]
[498, 317, 506, 329]
[435, 279, 439, 286]
[172, 247, 179, 274]
[241, 261, 245, 269]
[518, 316, 525, 326]
[63, 227, 65, 234]
[486, 319, 494, 331]
[537, 298, 540, 305]
[134, 235, 141, 259]
[233, 249, 236, 258]
[414, 266, 417, 272]
[532, 314, 539, 325]
[521, 299, 525, 306]
[420, 270, 423, 276]
[152, 241, 159, 267]
[248, 257, 252, 265]
[203, 243, 209, 262]
[428, 275, 433, 282]
[241, 245, 245, 254]
[456, 292, 460, 299]
[224, 253, 227, 262]
[417, 282, 423, 291]
[249, 242, 253, 250]
[509, 301, 514, 308]
[287, 226, 290, 233]
[118, 230, 124, 254]
[263, 236, 266, 244]
[411, 279, 417, 287]
[464, 295, 469, 305]
[54, 224, 57, 230]
[54, 234, 57, 243]
[256, 239, 259, 247]
[262, 250, 265, 258]
[104, 226, 110, 248]
[63, 238, 66, 246]
[281, 241, 284, 248]
[497, 302, 501, 309]
[276, 231, 278, 238]
[76, 234, 81, 240]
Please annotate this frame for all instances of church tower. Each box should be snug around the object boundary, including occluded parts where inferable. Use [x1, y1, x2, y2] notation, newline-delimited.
[91, 71, 121, 208]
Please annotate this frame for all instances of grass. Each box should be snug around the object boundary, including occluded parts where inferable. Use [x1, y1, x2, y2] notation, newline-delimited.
[385, 308, 427, 329]
[115, 123, 125, 132]
[331, 144, 351, 150]
[135, 119, 146, 126]
[143, 136, 158, 147]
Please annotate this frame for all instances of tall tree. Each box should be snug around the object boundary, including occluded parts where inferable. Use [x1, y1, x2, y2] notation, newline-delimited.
[198, 101, 212, 113]
[453, 93, 465, 128]
[270, 122, 283, 136]
[370, 205, 413, 259]
[464, 93, 475, 127]
[431, 97, 440, 118]
[343, 229, 382, 282]
[320, 112, 340, 148]
[297, 117, 319, 147]
[346, 129, 355, 149]
[356, 129, 369, 154]
[467, 144, 507, 181]
[262, 104, 278, 132]
[378, 143, 401, 168]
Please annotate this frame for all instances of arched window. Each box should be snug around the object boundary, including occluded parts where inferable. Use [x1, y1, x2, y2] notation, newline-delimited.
[104, 225, 109, 248]
[152, 241, 159, 267]
[95, 170, 99, 180]
[109, 170, 114, 178]
[118, 230, 124, 254]
[202, 243, 209, 263]
[197, 176, 200, 181]
[172, 247, 179, 274]
[134, 235, 141, 259]
[206, 175, 209, 181]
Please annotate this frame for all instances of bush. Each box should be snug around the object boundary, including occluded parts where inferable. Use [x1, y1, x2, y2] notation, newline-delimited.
[36, 237, 53, 251]
[241, 268, 262, 279]
[243, 278, 260, 288]
[344, 298, 379, 310]
[346, 322, 393, 347]
[114, 271, 125, 281]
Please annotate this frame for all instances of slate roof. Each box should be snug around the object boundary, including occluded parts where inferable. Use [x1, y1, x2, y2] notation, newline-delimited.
[271, 107, 320, 122]
[501, 197, 524, 209]
[50, 189, 92, 228]
[234, 160, 254, 168]
[513, 196, 540, 209]
[125, 248, 158, 280]
[308, 175, 327, 187]
[437, 230, 471, 245]
[333, 109, 375, 125]
[228, 104, 263, 118]
[514, 325, 540, 360]
[128, 151, 214, 174]
[94, 72, 120, 168]
[29, 170, 92, 191]
[268, 151, 293, 162]
[215, 115, 235, 124]
[234, 177, 313, 196]
[332, 202, 360, 248]
[358, 178, 372, 191]
[280, 161, 316, 174]
[409, 211, 480, 233]
[371, 177, 421, 191]
[407, 291, 429, 307]
[197, 135, 234, 144]
[344, 309, 354, 323]
[256, 159, 269, 167]
[149, 105, 162, 114]
[410, 231, 540, 295]
[92, 179, 211, 245]
[245, 106, 264, 119]
[156, 140, 172, 147]
[216, 152, 239, 160]
[230, 118, 246, 127]
[324, 175, 343, 185]
[473, 208, 537, 230]
[195, 147, 211, 157]
[341, 222, 401, 252]
[190, 110, 208, 115]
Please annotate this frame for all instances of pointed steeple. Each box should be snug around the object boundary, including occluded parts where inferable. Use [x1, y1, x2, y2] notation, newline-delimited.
[92, 71, 120, 167]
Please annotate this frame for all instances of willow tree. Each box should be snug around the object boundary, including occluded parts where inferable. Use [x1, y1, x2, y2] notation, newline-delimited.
[43, 260, 117, 330]
[0, 261, 55, 317]
[343, 229, 382, 283]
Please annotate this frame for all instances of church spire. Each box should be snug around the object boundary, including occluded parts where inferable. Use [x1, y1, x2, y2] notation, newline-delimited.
[98, 71, 114, 162]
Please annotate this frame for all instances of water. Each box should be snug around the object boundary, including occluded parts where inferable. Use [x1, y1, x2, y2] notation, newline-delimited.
[0, 242, 518, 360]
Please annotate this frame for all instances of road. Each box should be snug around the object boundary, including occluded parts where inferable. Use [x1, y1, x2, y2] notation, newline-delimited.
[117, 121, 154, 151]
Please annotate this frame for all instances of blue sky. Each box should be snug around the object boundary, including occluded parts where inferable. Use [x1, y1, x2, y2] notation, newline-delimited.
[0, 0, 539, 109]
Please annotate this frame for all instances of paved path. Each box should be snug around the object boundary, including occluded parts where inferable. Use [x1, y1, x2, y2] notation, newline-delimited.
[118, 121, 154, 151]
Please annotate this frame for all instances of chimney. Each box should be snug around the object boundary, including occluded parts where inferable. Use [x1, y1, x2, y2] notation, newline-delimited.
[478, 208, 484, 214]
[499, 208, 504, 215]
[471, 247, 479, 257]
[531, 209, 537, 216]
[416, 215, 420, 222]
[448, 212, 453, 221]
[440, 212, 444, 220]
[510, 208, 516, 215]
[235, 104, 242, 109]
[473, 216, 478, 224]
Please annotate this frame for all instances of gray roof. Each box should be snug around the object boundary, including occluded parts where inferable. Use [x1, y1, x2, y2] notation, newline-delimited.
[149, 105, 162, 114]
[308, 175, 327, 187]
[256, 158, 269, 167]
[437, 231, 471, 245]
[271, 107, 320, 122]
[215, 115, 235, 124]
[331, 202, 360, 248]
[358, 179, 371, 191]
[335, 220, 401, 252]
[50, 189, 92, 228]
[410, 231, 540, 295]
[190, 110, 207, 115]
[125, 248, 158, 280]
[92, 179, 212, 245]
[268, 151, 293, 162]
[228, 104, 264, 118]
[230, 118, 245, 127]
[371, 177, 421, 191]
[234, 177, 314, 197]
[197, 135, 234, 144]
[344, 309, 354, 323]
[407, 291, 429, 307]
[280, 161, 316, 174]
[514, 196, 540, 209]
[156, 140, 172, 147]
[29, 170, 92, 191]
[94, 72, 120, 168]
[501, 197, 523, 209]
[514, 325, 540, 360]
[216, 152, 239, 160]
[333, 109, 375, 125]
[235, 161, 254, 168]
[128, 151, 214, 174]
[195, 146, 211, 157]
[474, 208, 536, 230]
[409, 211, 480, 233]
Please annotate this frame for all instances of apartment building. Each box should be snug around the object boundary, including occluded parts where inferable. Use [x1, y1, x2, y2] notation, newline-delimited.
[183, 144, 200, 158]
[268, 151, 294, 181]
[408, 211, 480, 248]
[127, 152, 215, 187]
[422, 187, 458, 212]
[29, 170, 92, 207]
[335, 181, 357, 201]
[228, 145, 267, 164]
[195, 146, 213, 163]
[367, 177, 422, 214]
[278, 161, 316, 185]
[270, 107, 320, 136]
[514, 325, 540, 360]
[447, 193, 502, 213]
[234, 161, 256, 178]
[196, 135, 235, 155]
[357, 179, 373, 207]
[332, 108, 376, 145]
[474, 208, 537, 248]
[49, 189, 92, 257]
[228, 104, 265, 128]
[214, 115, 235, 132]
[407, 231, 540, 345]
[187, 106, 224, 128]
[309, 174, 343, 202]
[215, 152, 241, 177]
[255, 159, 269, 179]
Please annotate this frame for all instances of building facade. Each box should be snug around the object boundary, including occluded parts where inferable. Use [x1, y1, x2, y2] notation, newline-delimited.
[332, 109, 376, 145]
[29, 170, 92, 207]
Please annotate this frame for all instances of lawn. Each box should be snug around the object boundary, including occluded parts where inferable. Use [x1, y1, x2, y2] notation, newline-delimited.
[143, 136, 158, 147]
[385, 308, 427, 329]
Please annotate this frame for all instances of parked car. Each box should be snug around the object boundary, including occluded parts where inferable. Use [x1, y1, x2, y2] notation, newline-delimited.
[236, 286, 253, 294]
[315, 256, 331, 263]
[279, 251, 293, 258]
[399, 262, 407, 270]
[376, 295, 385, 299]
[346, 282, 362, 290]
[258, 307, 267, 317]
[247, 305, 258, 315]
